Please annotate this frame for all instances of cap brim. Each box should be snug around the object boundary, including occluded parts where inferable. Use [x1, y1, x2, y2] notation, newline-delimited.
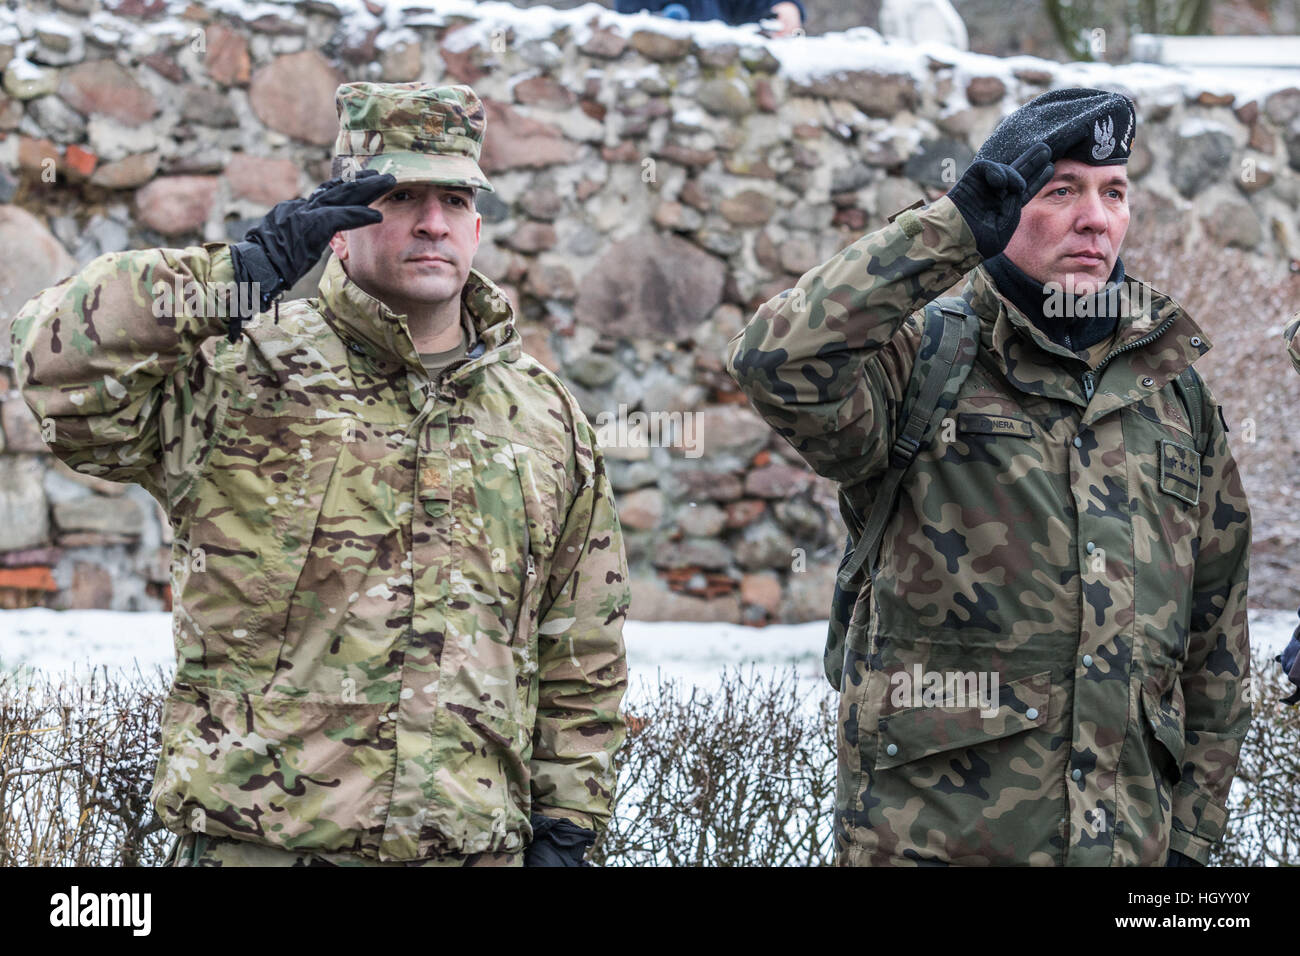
[344, 152, 494, 192]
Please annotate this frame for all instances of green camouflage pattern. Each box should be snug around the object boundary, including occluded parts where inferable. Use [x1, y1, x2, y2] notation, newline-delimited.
[825, 300, 980, 690]
[726, 195, 1252, 866]
[332, 81, 494, 191]
[1286, 312, 1300, 375]
[164, 831, 516, 867]
[10, 244, 628, 862]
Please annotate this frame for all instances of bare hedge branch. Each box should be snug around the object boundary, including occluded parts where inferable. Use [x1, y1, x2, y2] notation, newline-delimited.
[2, 658, 1295, 866]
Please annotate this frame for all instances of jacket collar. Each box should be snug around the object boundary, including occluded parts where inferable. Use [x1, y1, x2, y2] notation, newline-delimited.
[315, 253, 522, 405]
[964, 263, 1212, 422]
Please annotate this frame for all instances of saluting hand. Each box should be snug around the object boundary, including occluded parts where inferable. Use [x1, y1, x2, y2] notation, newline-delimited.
[227, 169, 397, 343]
[947, 142, 1054, 261]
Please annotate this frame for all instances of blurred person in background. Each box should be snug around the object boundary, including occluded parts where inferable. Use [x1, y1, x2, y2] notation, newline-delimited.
[616, 0, 804, 36]
[1283, 315, 1300, 705]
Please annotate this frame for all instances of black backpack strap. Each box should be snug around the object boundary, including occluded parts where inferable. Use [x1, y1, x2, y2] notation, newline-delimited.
[835, 299, 977, 591]
[1172, 365, 1209, 455]
[823, 297, 979, 690]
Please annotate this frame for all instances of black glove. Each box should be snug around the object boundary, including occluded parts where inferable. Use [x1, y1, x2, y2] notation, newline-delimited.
[1278, 614, 1300, 706]
[947, 142, 1054, 260]
[523, 814, 596, 867]
[226, 169, 397, 343]
[1165, 849, 1203, 867]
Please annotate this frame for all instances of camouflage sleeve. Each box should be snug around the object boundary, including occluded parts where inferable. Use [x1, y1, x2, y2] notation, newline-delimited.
[1170, 390, 1252, 864]
[1285, 312, 1300, 376]
[724, 195, 983, 485]
[529, 414, 630, 833]
[8, 242, 236, 503]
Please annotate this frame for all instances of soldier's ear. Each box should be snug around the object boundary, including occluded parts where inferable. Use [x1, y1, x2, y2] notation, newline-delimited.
[329, 232, 348, 261]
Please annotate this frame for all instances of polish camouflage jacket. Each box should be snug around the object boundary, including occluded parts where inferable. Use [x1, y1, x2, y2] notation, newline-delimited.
[1287, 313, 1300, 375]
[726, 195, 1252, 866]
[11, 245, 630, 862]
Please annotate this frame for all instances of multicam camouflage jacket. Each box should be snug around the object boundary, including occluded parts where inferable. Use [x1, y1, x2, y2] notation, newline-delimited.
[727, 194, 1252, 866]
[11, 244, 629, 862]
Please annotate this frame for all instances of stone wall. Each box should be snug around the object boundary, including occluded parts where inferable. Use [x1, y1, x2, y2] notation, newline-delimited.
[1, 0, 1299, 621]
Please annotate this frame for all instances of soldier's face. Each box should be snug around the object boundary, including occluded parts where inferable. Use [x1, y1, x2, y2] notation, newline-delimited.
[1003, 159, 1129, 297]
[329, 182, 481, 312]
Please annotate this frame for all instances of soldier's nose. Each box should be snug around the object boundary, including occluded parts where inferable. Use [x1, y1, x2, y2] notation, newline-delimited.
[1075, 193, 1109, 232]
[415, 199, 451, 236]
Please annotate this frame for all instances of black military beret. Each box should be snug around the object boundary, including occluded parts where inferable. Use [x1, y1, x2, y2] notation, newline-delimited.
[974, 87, 1137, 167]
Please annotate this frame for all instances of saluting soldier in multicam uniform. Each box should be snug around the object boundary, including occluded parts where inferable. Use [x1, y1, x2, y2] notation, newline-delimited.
[727, 88, 1252, 866]
[11, 82, 629, 867]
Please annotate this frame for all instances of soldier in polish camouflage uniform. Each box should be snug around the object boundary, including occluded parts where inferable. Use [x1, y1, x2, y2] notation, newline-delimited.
[12, 82, 629, 867]
[727, 88, 1252, 866]
[1283, 314, 1300, 706]
[1288, 314, 1300, 373]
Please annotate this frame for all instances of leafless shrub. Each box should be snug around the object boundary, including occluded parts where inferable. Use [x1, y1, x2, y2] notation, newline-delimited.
[2, 658, 1294, 866]
[1211, 659, 1300, 867]
[0, 665, 171, 866]
[591, 667, 838, 867]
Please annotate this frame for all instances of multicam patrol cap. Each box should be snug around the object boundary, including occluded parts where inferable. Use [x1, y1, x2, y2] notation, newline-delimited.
[332, 81, 494, 192]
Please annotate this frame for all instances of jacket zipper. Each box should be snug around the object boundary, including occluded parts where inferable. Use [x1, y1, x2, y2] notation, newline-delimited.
[1082, 315, 1177, 401]
[433, 329, 516, 386]
[515, 553, 538, 648]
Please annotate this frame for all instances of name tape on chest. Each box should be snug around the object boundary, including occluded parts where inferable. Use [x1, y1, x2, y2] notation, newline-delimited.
[956, 413, 1034, 439]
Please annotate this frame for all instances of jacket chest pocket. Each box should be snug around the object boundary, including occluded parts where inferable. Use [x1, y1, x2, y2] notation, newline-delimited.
[272, 419, 416, 682]
[877, 401, 1048, 624]
[202, 411, 337, 522]
[444, 435, 564, 647]
[435, 435, 565, 736]
[949, 409, 1037, 462]
[174, 411, 341, 674]
[929, 394, 1043, 477]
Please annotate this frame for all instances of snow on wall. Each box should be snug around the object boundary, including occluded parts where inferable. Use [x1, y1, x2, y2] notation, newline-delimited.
[1, 0, 1299, 622]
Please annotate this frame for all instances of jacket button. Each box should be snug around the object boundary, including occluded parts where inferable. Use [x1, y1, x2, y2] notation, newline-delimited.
[1071, 768, 1082, 781]
[1190, 336, 1202, 347]
[424, 500, 447, 518]
[885, 743, 898, 756]
[1141, 376, 1154, 387]
[1082, 654, 1093, 667]
[1085, 541, 1096, 554]
[1026, 708, 1039, 720]
[1072, 436, 1083, 448]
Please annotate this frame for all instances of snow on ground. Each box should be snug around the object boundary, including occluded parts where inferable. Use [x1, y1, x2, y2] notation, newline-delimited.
[0, 608, 1293, 697]
[0, 608, 830, 700]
